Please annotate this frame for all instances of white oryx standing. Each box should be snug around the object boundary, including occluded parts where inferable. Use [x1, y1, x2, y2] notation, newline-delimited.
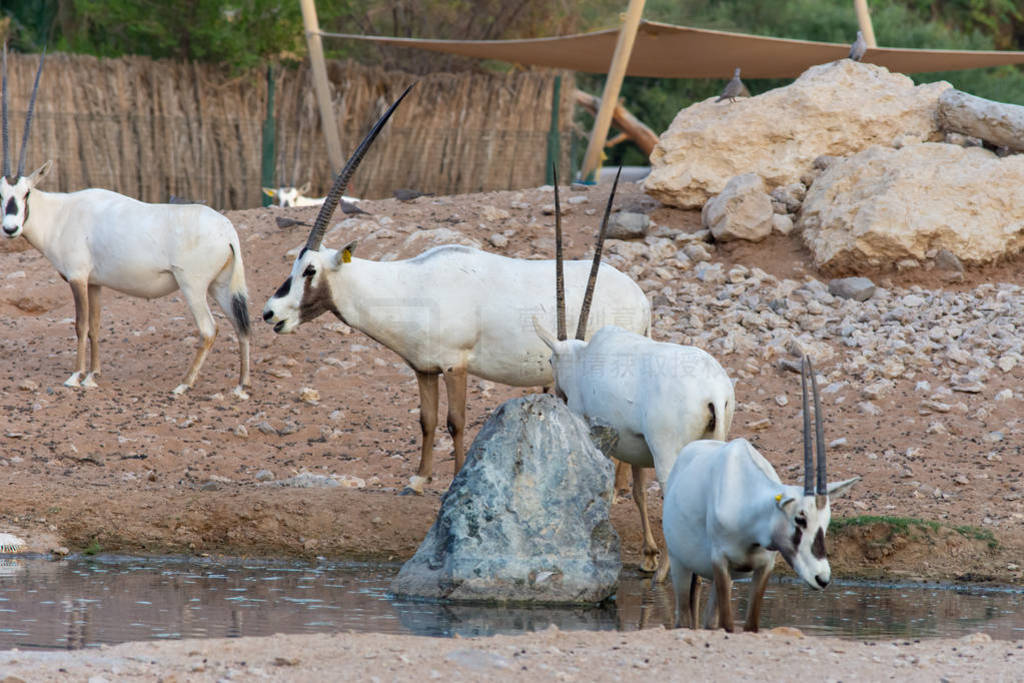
[661, 357, 859, 632]
[0, 47, 251, 397]
[262, 85, 651, 494]
[533, 176, 735, 573]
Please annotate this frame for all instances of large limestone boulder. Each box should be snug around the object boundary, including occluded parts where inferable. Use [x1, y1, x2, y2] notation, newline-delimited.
[799, 142, 1024, 271]
[938, 89, 1024, 153]
[391, 394, 620, 604]
[701, 173, 773, 242]
[645, 60, 950, 209]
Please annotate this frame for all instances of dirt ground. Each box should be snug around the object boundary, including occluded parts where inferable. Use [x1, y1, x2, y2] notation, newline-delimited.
[0, 181, 1022, 676]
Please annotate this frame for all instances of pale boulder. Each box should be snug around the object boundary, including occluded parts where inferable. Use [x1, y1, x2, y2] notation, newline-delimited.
[645, 60, 950, 208]
[938, 89, 1024, 153]
[701, 173, 773, 242]
[799, 143, 1024, 271]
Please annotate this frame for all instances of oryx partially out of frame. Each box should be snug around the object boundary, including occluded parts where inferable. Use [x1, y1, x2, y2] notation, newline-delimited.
[261, 85, 651, 494]
[660, 357, 860, 632]
[533, 169, 735, 574]
[0, 46, 251, 397]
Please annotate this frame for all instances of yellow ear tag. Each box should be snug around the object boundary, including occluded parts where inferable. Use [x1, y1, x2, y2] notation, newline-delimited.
[342, 249, 352, 264]
[775, 494, 783, 502]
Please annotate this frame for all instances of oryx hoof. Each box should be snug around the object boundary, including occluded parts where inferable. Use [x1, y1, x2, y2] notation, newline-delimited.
[639, 553, 660, 575]
[232, 385, 250, 400]
[172, 383, 190, 396]
[64, 372, 83, 388]
[82, 372, 100, 388]
[400, 475, 429, 496]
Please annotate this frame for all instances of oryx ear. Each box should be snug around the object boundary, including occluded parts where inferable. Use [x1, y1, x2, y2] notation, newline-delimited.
[330, 240, 358, 268]
[775, 494, 797, 515]
[29, 160, 53, 185]
[299, 181, 312, 195]
[262, 187, 277, 198]
[533, 316, 557, 351]
[826, 476, 861, 500]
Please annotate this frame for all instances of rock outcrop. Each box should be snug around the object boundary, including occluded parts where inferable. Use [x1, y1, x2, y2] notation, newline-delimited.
[799, 143, 1024, 271]
[645, 60, 950, 209]
[938, 89, 1024, 153]
[391, 394, 620, 604]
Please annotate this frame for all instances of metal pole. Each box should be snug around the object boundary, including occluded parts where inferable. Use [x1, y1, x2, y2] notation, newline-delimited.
[578, 0, 646, 183]
[853, 0, 878, 48]
[298, 0, 343, 172]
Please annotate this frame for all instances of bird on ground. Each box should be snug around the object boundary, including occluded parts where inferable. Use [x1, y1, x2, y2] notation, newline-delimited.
[342, 199, 371, 215]
[275, 216, 310, 229]
[393, 188, 435, 202]
[716, 67, 745, 103]
[849, 31, 867, 62]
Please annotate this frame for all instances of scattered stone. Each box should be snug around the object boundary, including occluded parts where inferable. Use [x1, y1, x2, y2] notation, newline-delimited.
[480, 205, 511, 222]
[995, 388, 1014, 401]
[254, 469, 275, 482]
[233, 424, 248, 438]
[488, 233, 509, 249]
[746, 418, 772, 431]
[771, 213, 795, 235]
[934, 248, 964, 272]
[606, 212, 650, 239]
[273, 473, 340, 488]
[299, 387, 320, 405]
[828, 277, 876, 302]
[18, 379, 38, 392]
[701, 173, 774, 243]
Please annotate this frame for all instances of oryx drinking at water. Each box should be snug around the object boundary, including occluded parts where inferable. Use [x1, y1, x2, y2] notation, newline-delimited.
[660, 357, 860, 632]
[261, 85, 651, 494]
[0, 46, 251, 397]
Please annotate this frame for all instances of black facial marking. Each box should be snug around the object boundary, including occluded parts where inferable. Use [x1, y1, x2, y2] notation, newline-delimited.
[4, 196, 16, 215]
[790, 525, 803, 550]
[811, 527, 827, 559]
[795, 515, 807, 529]
[273, 276, 293, 299]
[303, 265, 316, 278]
[706, 402, 716, 434]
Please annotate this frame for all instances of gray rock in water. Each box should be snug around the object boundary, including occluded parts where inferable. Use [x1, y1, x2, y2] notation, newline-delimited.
[392, 394, 620, 604]
[607, 211, 650, 239]
[828, 276, 876, 302]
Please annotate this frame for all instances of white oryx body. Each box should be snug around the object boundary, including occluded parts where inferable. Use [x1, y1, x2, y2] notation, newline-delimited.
[535, 323, 734, 572]
[1, 167, 252, 396]
[262, 184, 359, 208]
[661, 360, 859, 632]
[264, 242, 650, 491]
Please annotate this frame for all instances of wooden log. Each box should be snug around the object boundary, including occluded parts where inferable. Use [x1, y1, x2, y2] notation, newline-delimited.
[938, 88, 1024, 153]
[575, 89, 659, 157]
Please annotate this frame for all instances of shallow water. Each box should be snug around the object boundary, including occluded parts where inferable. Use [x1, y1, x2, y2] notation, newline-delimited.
[0, 555, 1020, 650]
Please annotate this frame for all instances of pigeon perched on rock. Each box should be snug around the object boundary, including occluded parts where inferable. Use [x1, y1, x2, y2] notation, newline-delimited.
[716, 67, 744, 103]
[849, 31, 867, 62]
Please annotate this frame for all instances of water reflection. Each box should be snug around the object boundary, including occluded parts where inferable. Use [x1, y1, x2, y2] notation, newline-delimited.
[0, 555, 1020, 650]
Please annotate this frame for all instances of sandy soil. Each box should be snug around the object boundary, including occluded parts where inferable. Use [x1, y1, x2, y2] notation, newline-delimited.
[1, 181, 1022, 676]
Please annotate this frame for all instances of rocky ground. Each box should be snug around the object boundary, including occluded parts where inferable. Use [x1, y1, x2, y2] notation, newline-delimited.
[0, 180, 1022, 675]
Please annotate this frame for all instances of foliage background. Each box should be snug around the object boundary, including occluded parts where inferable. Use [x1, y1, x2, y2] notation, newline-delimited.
[3, 1, 1023, 166]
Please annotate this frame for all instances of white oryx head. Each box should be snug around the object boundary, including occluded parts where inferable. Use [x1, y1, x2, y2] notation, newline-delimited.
[533, 165, 622, 402]
[262, 182, 313, 207]
[769, 357, 859, 590]
[1, 44, 46, 239]
[263, 84, 414, 334]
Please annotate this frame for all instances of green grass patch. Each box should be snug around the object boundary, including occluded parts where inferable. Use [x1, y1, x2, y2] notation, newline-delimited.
[82, 539, 103, 556]
[832, 515, 998, 550]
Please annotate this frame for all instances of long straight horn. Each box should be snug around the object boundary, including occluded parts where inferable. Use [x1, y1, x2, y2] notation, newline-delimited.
[801, 356, 814, 496]
[16, 48, 45, 178]
[553, 164, 566, 341]
[2, 43, 10, 179]
[808, 356, 827, 496]
[574, 165, 622, 340]
[305, 82, 415, 251]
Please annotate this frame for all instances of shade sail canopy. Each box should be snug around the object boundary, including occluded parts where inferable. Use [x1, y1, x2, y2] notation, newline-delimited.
[321, 19, 1024, 79]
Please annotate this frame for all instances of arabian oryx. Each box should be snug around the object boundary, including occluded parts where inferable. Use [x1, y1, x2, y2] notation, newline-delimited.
[660, 357, 860, 632]
[261, 86, 651, 495]
[0, 46, 251, 397]
[533, 170, 735, 574]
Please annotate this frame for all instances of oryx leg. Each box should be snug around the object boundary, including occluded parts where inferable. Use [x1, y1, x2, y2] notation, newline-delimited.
[210, 270, 251, 399]
[631, 464, 660, 573]
[743, 564, 772, 633]
[83, 284, 102, 387]
[613, 461, 631, 501]
[64, 279, 91, 388]
[702, 583, 720, 630]
[173, 280, 217, 395]
[711, 562, 736, 632]
[442, 365, 468, 473]
[669, 559, 699, 628]
[404, 370, 439, 495]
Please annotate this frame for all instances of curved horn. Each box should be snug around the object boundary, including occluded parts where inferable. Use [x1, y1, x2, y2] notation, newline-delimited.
[305, 82, 415, 251]
[553, 164, 566, 341]
[801, 356, 814, 496]
[574, 165, 622, 341]
[808, 356, 827, 495]
[2, 43, 10, 179]
[16, 47, 45, 178]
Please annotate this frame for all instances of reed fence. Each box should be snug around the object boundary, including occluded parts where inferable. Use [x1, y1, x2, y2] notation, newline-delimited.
[2, 52, 574, 209]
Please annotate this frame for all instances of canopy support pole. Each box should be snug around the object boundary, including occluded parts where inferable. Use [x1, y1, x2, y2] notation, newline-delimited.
[299, 0, 343, 172]
[854, 0, 878, 48]
[578, 0, 646, 183]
